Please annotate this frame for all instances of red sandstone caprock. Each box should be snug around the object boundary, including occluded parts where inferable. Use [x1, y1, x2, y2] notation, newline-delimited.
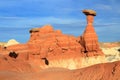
[82, 10, 100, 52]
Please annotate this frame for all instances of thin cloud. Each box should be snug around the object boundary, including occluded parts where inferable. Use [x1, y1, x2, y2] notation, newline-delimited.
[96, 4, 112, 10]
[0, 16, 82, 28]
[107, 0, 120, 14]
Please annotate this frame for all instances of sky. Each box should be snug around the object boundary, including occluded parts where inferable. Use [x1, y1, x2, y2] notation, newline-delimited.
[0, 0, 120, 43]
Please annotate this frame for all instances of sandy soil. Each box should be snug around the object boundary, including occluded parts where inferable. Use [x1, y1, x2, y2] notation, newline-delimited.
[0, 61, 120, 80]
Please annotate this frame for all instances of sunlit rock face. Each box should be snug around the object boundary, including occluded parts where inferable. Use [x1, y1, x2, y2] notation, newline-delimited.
[0, 10, 105, 70]
[81, 10, 101, 54]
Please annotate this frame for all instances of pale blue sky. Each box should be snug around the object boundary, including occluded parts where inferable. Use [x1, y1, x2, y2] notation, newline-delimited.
[0, 0, 120, 43]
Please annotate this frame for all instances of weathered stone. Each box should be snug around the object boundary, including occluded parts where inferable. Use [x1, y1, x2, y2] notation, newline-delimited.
[83, 9, 96, 16]
[81, 9, 101, 55]
[29, 28, 39, 33]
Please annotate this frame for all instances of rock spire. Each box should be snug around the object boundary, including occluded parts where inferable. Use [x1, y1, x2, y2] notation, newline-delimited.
[82, 9, 100, 52]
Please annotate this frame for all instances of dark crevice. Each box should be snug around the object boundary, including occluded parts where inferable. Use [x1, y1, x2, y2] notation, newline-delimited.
[55, 38, 61, 48]
[112, 63, 117, 75]
[4, 47, 7, 50]
[41, 58, 49, 65]
[9, 51, 18, 59]
[84, 50, 88, 53]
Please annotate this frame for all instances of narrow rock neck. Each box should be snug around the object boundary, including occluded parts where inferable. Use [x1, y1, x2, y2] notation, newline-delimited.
[86, 15, 94, 26]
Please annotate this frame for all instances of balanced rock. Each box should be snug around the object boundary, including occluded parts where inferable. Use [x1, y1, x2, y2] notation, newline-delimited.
[82, 9, 96, 16]
[81, 10, 100, 54]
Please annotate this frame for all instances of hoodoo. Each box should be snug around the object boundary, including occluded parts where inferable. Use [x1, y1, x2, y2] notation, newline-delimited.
[82, 10, 100, 53]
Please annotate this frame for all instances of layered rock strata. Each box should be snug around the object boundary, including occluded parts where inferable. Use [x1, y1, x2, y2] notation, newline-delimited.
[81, 10, 100, 54]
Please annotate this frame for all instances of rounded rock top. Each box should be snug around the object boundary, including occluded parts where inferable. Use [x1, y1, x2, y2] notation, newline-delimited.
[29, 25, 54, 33]
[29, 28, 39, 33]
[82, 9, 96, 16]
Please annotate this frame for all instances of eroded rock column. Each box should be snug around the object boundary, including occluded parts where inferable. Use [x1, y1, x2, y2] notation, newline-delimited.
[82, 10, 100, 53]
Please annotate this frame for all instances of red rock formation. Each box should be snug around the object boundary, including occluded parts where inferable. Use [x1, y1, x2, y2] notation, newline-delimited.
[0, 10, 104, 70]
[0, 46, 2, 51]
[7, 25, 85, 58]
[81, 10, 101, 55]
